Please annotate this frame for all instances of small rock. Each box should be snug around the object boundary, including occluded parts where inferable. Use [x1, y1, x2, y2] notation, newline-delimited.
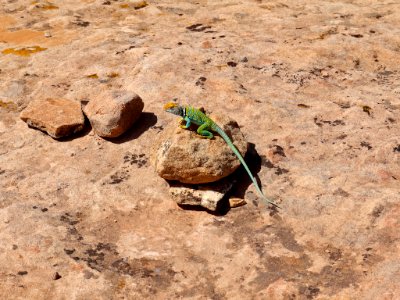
[154, 114, 247, 184]
[20, 98, 85, 139]
[52, 272, 62, 280]
[229, 197, 247, 208]
[83, 90, 143, 138]
[44, 32, 52, 38]
[169, 179, 234, 211]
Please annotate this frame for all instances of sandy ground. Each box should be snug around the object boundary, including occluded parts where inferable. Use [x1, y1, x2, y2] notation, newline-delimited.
[1, 1, 400, 299]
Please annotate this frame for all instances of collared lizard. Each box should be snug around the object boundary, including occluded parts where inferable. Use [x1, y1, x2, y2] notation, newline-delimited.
[164, 102, 280, 209]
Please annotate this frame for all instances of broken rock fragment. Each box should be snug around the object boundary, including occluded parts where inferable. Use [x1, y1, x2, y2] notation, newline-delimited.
[169, 179, 234, 211]
[83, 90, 144, 138]
[20, 98, 85, 138]
[154, 114, 248, 184]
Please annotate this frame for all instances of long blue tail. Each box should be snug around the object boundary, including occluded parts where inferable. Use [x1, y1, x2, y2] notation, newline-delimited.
[215, 126, 280, 208]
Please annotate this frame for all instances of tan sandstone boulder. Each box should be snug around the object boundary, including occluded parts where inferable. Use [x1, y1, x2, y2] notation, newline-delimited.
[83, 90, 144, 138]
[154, 114, 248, 184]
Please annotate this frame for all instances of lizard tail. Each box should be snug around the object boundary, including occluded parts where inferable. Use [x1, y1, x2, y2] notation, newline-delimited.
[214, 125, 281, 209]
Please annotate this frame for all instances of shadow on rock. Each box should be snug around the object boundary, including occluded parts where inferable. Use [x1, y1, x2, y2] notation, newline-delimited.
[230, 142, 278, 214]
[177, 195, 231, 216]
[58, 119, 93, 142]
[109, 112, 158, 144]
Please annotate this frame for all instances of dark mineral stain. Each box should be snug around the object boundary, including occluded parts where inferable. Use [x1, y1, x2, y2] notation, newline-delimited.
[275, 167, 289, 175]
[271, 145, 286, 157]
[314, 117, 345, 126]
[362, 105, 372, 115]
[123, 153, 147, 168]
[60, 213, 79, 225]
[331, 120, 345, 126]
[73, 20, 90, 27]
[186, 24, 212, 32]
[297, 103, 310, 108]
[274, 227, 304, 252]
[17, 271, 28, 276]
[227, 61, 237, 67]
[360, 141, 372, 150]
[333, 188, 350, 197]
[195, 76, 207, 87]
[260, 155, 275, 168]
[386, 117, 395, 123]
[107, 170, 130, 184]
[371, 204, 384, 218]
[299, 285, 320, 299]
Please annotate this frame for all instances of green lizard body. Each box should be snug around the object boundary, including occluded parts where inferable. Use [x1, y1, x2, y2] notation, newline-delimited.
[164, 102, 280, 209]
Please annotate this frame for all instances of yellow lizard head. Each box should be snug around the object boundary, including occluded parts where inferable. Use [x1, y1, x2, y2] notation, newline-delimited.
[164, 102, 183, 116]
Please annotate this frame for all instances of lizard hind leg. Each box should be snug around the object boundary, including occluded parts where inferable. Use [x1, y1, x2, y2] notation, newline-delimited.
[197, 123, 214, 139]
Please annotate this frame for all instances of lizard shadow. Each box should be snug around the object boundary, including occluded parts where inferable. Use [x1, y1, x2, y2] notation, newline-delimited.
[231, 143, 279, 215]
[108, 112, 158, 144]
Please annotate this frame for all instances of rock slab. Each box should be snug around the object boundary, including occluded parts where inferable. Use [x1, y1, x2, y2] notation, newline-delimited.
[20, 98, 85, 139]
[169, 179, 234, 211]
[83, 90, 144, 138]
[154, 114, 248, 184]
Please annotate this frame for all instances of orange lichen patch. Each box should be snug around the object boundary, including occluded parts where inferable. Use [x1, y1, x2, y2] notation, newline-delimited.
[31, 1, 58, 9]
[2, 46, 47, 56]
[0, 100, 18, 111]
[40, 3, 59, 10]
[120, 4, 129, 8]
[86, 73, 99, 79]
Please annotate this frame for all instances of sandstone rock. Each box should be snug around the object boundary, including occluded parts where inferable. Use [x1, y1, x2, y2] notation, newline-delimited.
[169, 179, 234, 211]
[20, 98, 85, 139]
[83, 90, 144, 138]
[154, 114, 248, 184]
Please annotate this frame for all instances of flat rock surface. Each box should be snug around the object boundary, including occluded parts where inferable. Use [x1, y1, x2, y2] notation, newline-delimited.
[1, 1, 400, 299]
[154, 114, 247, 184]
[83, 90, 144, 138]
[20, 98, 84, 138]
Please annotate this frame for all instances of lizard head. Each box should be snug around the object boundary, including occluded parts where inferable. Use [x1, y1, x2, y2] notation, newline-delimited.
[164, 102, 183, 116]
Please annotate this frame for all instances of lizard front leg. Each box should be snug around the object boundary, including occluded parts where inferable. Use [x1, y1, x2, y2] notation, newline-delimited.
[197, 123, 214, 139]
[180, 116, 191, 129]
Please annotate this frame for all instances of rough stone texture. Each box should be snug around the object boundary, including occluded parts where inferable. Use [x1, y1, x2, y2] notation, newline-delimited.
[19, 98, 84, 138]
[169, 179, 234, 211]
[154, 114, 248, 184]
[83, 90, 144, 138]
[1, 1, 400, 299]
